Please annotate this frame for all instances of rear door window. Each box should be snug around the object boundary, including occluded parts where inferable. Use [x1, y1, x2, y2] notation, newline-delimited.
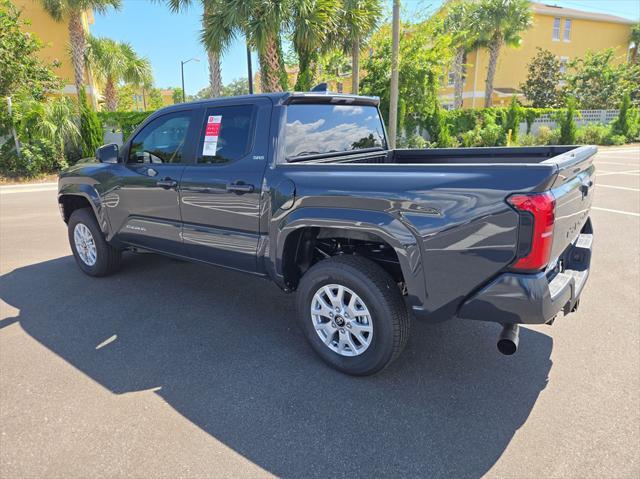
[284, 104, 386, 160]
[198, 104, 256, 164]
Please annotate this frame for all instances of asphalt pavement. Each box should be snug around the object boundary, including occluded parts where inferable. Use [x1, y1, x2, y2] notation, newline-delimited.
[1, 146, 639, 478]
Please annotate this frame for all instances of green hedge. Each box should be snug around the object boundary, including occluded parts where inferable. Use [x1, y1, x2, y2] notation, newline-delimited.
[97, 111, 152, 140]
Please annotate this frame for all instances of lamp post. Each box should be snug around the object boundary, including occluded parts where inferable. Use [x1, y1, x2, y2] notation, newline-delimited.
[180, 57, 200, 103]
[388, 0, 401, 149]
[246, 40, 254, 94]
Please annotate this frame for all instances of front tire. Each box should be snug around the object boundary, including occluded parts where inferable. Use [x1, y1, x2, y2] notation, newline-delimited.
[296, 255, 410, 376]
[68, 208, 121, 277]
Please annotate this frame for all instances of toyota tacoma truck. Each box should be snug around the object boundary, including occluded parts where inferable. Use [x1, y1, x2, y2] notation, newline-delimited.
[58, 92, 595, 375]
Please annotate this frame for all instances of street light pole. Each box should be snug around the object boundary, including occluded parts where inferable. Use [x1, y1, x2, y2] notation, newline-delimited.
[180, 58, 200, 103]
[388, 0, 401, 149]
[246, 40, 254, 94]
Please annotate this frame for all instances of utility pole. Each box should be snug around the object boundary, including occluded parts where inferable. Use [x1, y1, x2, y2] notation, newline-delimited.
[246, 40, 254, 94]
[388, 0, 401, 149]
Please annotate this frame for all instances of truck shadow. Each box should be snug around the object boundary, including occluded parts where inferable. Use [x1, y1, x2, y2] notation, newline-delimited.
[0, 254, 552, 478]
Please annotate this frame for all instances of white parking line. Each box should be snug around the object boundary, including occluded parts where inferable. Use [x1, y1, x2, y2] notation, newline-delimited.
[597, 184, 640, 192]
[596, 161, 640, 166]
[592, 207, 640, 217]
[0, 184, 57, 194]
[597, 170, 640, 177]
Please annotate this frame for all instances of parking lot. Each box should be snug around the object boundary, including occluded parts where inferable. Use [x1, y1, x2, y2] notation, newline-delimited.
[1, 146, 638, 478]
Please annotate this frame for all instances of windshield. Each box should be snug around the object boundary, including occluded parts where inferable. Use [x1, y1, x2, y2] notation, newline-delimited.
[284, 104, 386, 160]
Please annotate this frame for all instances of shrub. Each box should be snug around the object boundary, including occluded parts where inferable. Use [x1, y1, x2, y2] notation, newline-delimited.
[504, 97, 521, 144]
[397, 134, 432, 149]
[558, 98, 577, 144]
[425, 103, 454, 147]
[576, 124, 610, 145]
[97, 111, 151, 140]
[0, 137, 66, 177]
[78, 89, 103, 157]
[611, 92, 632, 139]
[604, 134, 626, 146]
[537, 125, 561, 145]
[517, 133, 539, 146]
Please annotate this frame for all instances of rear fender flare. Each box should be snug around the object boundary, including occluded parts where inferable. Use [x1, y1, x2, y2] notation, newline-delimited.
[271, 207, 425, 305]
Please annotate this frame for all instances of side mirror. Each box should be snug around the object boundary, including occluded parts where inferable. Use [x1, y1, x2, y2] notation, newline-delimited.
[96, 143, 119, 163]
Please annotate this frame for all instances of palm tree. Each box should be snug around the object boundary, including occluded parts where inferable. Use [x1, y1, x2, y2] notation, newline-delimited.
[337, 0, 382, 94]
[40, 0, 121, 96]
[290, 0, 341, 91]
[202, 0, 287, 93]
[474, 0, 532, 107]
[444, 1, 479, 109]
[164, 0, 222, 97]
[85, 36, 152, 111]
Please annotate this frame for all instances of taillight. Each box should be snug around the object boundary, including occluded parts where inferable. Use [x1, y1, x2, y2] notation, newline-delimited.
[507, 191, 555, 272]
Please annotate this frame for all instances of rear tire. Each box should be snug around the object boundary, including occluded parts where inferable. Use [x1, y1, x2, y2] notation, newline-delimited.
[296, 255, 410, 376]
[68, 208, 121, 277]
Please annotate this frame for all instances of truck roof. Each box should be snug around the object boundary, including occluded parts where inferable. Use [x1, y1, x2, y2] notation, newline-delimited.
[159, 92, 380, 114]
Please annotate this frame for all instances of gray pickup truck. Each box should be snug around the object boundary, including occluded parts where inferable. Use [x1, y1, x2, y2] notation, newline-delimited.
[58, 92, 595, 375]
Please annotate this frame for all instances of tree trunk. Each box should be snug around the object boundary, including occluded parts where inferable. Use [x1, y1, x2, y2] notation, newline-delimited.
[295, 51, 314, 91]
[453, 47, 465, 109]
[68, 10, 86, 96]
[484, 37, 502, 107]
[351, 36, 360, 95]
[104, 77, 117, 112]
[208, 49, 222, 97]
[258, 33, 283, 93]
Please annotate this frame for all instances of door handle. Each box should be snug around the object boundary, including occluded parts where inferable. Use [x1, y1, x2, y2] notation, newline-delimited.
[226, 182, 254, 194]
[156, 177, 178, 189]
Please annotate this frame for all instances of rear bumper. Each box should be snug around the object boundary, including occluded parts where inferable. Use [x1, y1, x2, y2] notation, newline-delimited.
[457, 229, 593, 325]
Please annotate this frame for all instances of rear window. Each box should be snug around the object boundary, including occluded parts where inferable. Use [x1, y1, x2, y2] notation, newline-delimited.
[284, 104, 386, 160]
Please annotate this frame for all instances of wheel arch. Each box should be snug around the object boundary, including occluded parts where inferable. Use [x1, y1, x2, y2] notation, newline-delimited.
[58, 184, 111, 235]
[273, 208, 426, 307]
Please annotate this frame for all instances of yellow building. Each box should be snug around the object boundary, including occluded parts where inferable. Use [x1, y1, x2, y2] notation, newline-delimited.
[440, 2, 636, 108]
[13, 0, 100, 107]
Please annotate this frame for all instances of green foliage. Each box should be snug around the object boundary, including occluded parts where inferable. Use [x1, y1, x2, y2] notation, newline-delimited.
[425, 103, 454, 147]
[516, 133, 537, 146]
[98, 111, 151, 140]
[564, 49, 640, 109]
[611, 92, 632, 138]
[146, 88, 165, 110]
[290, 0, 341, 91]
[360, 19, 452, 134]
[0, 0, 62, 99]
[520, 48, 562, 108]
[575, 124, 610, 145]
[504, 96, 521, 143]
[604, 134, 626, 146]
[537, 125, 560, 145]
[171, 87, 184, 104]
[78, 89, 103, 157]
[557, 99, 577, 144]
[397, 134, 432, 149]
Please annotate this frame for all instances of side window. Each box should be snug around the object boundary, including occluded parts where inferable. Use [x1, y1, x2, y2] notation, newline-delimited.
[198, 104, 255, 164]
[128, 113, 192, 164]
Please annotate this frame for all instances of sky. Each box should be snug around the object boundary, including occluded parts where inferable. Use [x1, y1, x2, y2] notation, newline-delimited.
[92, 0, 640, 95]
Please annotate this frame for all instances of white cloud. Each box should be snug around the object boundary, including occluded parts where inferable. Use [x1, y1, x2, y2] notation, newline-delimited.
[332, 105, 364, 116]
[285, 119, 379, 157]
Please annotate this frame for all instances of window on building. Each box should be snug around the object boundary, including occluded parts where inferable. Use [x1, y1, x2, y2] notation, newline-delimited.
[447, 71, 455, 86]
[563, 18, 572, 41]
[552, 17, 561, 40]
[559, 56, 569, 74]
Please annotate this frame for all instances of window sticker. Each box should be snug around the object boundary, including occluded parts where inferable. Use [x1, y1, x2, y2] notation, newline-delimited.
[202, 115, 222, 156]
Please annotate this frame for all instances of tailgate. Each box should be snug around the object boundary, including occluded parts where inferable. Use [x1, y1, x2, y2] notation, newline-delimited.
[544, 146, 596, 263]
